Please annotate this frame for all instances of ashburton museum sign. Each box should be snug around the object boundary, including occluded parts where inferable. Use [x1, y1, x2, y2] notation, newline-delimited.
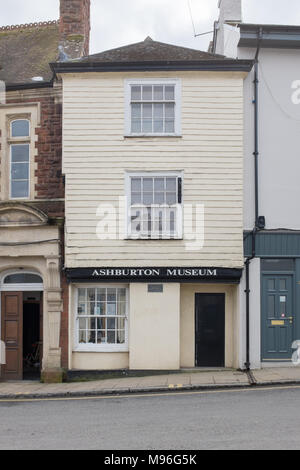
[65, 267, 242, 283]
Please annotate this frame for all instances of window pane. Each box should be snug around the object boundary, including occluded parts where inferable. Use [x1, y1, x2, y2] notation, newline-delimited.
[107, 288, 116, 302]
[154, 192, 164, 204]
[154, 86, 163, 100]
[165, 103, 175, 118]
[117, 303, 126, 316]
[11, 144, 29, 162]
[143, 103, 152, 118]
[11, 163, 29, 180]
[117, 331, 125, 344]
[79, 331, 87, 343]
[107, 303, 116, 315]
[11, 180, 29, 198]
[96, 288, 106, 302]
[118, 289, 126, 302]
[165, 120, 175, 133]
[78, 303, 86, 315]
[166, 178, 177, 191]
[107, 318, 116, 329]
[131, 120, 141, 133]
[166, 192, 177, 205]
[165, 85, 175, 100]
[142, 85, 152, 100]
[154, 103, 163, 118]
[142, 119, 152, 133]
[131, 178, 141, 192]
[143, 178, 153, 192]
[78, 288, 86, 303]
[154, 120, 163, 133]
[131, 85, 141, 100]
[131, 103, 141, 118]
[143, 193, 153, 205]
[87, 302, 95, 315]
[154, 178, 164, 191]
[11, 120, 29, 137]
[107, 331, 116, 344]
[87, 288, 96, 302]
[131, 192, 142, 204]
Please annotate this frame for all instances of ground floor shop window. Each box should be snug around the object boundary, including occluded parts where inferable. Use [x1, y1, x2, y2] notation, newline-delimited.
[76, 286, 128, 351]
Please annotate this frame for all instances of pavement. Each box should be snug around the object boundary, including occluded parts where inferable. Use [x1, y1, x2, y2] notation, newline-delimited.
[1, 367, 300, 400]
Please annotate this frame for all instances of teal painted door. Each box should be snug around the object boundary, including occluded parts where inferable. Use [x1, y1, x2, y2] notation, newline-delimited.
[262, 275, 294, 361]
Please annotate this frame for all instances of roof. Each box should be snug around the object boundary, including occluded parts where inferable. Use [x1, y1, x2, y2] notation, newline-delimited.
[52, 36, 253, 74]
[78, 37, 226, 63]
[239, 23, 300, 48]
[0, 21, 59, 86]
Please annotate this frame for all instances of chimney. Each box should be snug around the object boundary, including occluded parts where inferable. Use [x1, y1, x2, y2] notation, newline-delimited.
[218, 0, 242, 24]
[214, 0, 242, 57]
[59, 0, 90, 60]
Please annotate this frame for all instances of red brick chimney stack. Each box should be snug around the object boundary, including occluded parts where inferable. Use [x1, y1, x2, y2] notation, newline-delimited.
[59, 0, 90, 59]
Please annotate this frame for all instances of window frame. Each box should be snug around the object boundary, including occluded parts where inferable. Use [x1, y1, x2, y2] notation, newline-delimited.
[9, 118, 31, 200]
[125, 171, 183, 240]
[74, 284, 129, 353]
[124, 78, 181, 137]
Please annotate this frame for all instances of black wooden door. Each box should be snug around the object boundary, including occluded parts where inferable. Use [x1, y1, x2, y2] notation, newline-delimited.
[195, 293, 225, 367]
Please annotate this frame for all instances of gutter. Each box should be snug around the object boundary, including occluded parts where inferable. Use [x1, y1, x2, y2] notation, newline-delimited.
[5, 80, 54, 92]
[50, 59, 254, 76]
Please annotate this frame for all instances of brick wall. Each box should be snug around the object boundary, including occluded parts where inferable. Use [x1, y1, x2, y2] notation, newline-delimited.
[5, 87, 64, 217]
[59, 0, 90, 57]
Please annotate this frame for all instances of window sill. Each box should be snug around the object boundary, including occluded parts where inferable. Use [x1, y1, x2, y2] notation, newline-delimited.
[124, 134, 182, 139]
[74, 346, 129, 353]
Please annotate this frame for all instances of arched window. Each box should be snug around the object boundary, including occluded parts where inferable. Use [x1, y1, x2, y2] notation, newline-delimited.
[1, 271, 43, 291]
[4, 273, 42, 284]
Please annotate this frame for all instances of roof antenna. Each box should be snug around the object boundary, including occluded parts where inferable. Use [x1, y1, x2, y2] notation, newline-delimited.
[58, 45, 70, 62]
[188, 0, 214, 37]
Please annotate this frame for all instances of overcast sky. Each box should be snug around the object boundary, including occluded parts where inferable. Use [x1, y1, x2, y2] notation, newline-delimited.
[2, 0, 300, 54]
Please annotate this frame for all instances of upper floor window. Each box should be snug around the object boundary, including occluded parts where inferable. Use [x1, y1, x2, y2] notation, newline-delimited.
[126, 172, 183, 239]
[125, 79, 181, 136]
[9, 119, 30, 199]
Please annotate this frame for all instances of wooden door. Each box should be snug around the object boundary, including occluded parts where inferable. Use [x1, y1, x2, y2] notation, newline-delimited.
[1, 292, 23, 380]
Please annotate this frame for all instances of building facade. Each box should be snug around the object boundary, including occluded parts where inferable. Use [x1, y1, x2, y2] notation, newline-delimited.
[53, 39, 252, 371]
[0, 0, 90, 382]
[213, 0, 300, 368]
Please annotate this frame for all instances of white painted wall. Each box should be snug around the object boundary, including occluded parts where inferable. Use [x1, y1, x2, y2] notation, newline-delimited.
[240, 47, 300, 230]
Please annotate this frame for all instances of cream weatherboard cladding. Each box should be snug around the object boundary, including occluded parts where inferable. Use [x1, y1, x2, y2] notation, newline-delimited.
[62, 71, 245, 268]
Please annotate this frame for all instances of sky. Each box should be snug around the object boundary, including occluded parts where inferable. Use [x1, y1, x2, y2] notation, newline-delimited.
[1, 0, 300, 54]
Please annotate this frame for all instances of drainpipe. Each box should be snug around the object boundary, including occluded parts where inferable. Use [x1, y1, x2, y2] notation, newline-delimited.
[244, 27, 263, 373]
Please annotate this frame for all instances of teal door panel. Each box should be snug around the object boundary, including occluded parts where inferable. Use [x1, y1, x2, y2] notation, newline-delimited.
[262, 275, 294, 360]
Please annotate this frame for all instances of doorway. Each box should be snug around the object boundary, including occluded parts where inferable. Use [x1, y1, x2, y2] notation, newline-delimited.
[261, 274, 294, 361]
[1, 291, 43, 380]
[195, 293, 225, 367]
